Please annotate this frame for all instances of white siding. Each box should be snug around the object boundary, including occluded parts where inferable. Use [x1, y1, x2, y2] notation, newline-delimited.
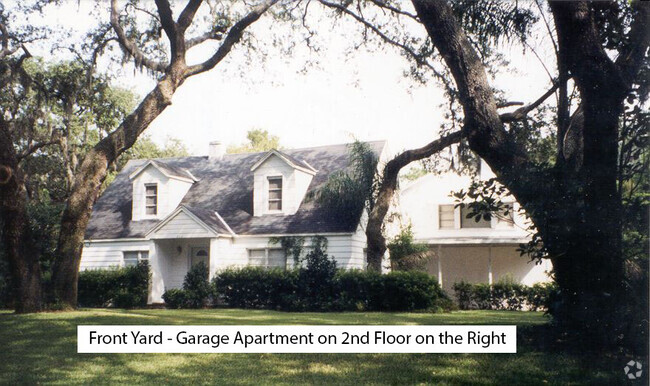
[150, 211, 215, 239]
[398, 172, 529, 242]
[209, 234, 366, 273]
[80, 240, 150, 270]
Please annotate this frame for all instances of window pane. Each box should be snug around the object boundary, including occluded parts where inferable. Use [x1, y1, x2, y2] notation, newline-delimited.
[460, 206, 491, 228]
[140, 252, 149, 261]
[269, 190, 282, 200]
[269, 200, 281, 210]
[248, 249, 266, 266]
[146, 196, 157, 205]
[268, 178, 282, 190]
[146, 206, 157, 215]
[124, 251, 139, 267]
[439, 205, 455, 229]
[268, 249, 286, 268]
[496, 204, 514, 227]
[146, 185, 157, 195]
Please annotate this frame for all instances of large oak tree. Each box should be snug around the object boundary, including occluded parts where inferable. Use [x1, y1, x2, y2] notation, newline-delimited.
[0, 0, 279, 312]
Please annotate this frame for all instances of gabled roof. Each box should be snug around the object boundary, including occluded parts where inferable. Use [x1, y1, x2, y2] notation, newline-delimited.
[129, 160, 198, 183]
[250, 149, 317, 175]
[85, 141, 386, 240]
[146, 205, 232, 238]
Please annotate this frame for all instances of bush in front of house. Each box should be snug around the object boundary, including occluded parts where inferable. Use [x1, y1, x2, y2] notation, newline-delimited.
[214, 266, 299, 310]
[161, 288, 187, 309]
[77, 261, 150, 308]
[452, 280, 558, 311]
[162, 262, 214, 309]
[335, 269, 450, 312]
[212, 260, 450, 312]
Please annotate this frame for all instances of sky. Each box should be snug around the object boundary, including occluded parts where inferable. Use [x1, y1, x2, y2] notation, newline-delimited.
[28, 1, 556, 157]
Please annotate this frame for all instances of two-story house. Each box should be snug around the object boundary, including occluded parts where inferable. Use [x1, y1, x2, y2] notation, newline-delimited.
[398, 161, 552, 293]
[80, 140, 551, 304]
[81, 141, 385, 303]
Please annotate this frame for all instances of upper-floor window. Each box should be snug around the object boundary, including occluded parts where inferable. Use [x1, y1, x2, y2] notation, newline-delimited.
[145, 184, 158, 215]
[460, 206, 491, 228]
[268, 177, 282, 211]
[439, 205, 455, 229]
[123, 251, 149, 267]
[495, 203, 515, 228]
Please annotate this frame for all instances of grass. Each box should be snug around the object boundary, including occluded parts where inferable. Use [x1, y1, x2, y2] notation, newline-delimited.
[0, 309, 636, 385]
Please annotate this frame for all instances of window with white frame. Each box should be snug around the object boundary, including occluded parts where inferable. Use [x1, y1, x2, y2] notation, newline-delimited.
[145, 184, 158, 215]
[495, 203, 515, 228]
[248, 248, 286, 269]
[460, 205, 491, 228]
[123, 251, 149, 267]
[267, 177, 282, 211]
[438, 205, 455, 229]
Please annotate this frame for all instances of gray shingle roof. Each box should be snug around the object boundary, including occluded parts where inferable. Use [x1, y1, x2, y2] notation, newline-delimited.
[85, 141, 385, 239]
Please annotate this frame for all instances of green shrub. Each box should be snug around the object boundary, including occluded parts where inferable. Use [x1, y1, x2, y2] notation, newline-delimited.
[182, 262, 213, 308]
[379, 271, 445, 311]
[213, 267, 298, 310]
[296, 237, 337, 311]
[387, 225, 430, 271]
[452, 279, 557, 311]
[77, 261, 150, 308]
[526, 282, 559, 311]
[213, 265, 449, 312]
[334, 270, 381, 311]
[162, 288, 188, 309]
[453, 281, 474, 310]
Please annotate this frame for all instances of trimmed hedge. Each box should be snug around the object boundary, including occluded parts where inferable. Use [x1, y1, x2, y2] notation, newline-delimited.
[453, 280, 558, 311]
[162, 262, 214, 309]
[77, 261, 150, 308]
[213, 268, 450, 312]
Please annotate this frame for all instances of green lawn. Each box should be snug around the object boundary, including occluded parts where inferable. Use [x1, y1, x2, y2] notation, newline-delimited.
[0, 309, 633, 385]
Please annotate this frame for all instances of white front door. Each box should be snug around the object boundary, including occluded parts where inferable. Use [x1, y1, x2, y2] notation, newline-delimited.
[190, 246, 209, 268]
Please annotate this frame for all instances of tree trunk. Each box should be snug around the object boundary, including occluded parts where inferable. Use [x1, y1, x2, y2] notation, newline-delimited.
[0, 121, 43, 313]
[51, 75, 182, 307]
[366, 131, 462, 271]
[408, 0, 647, 347]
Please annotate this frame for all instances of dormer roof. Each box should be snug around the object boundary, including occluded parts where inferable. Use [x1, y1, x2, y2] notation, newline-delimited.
[129, 160, 199, 183]
[250, 149, 317, 175]
[85, 141, 386, 240]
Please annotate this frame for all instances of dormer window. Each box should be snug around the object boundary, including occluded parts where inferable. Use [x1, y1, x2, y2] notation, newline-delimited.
[145, 184, 158, 215]
[268, 177, 283, 211]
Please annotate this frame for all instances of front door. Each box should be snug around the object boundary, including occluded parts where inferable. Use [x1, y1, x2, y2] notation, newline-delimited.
[190, 246, 209, 268]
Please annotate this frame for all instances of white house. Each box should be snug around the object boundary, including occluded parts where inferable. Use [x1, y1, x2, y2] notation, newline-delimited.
[397, 161, 552, 293]
[81, 141, 385, 303]
[80, 140, 551, 304]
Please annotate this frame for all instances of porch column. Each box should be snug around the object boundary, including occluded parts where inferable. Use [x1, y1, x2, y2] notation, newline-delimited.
[149, 240, 164, 304]
[487, 246, 493, 285]
[209, 238, 220, 280]
[437, 245, 443, 287]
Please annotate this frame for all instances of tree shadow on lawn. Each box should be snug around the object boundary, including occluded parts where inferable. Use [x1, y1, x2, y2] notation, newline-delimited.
[0, 310, 626, 385]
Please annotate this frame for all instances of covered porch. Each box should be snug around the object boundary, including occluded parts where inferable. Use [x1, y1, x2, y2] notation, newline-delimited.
[149, 238, 212, 303]
[425, 244, 552, 294]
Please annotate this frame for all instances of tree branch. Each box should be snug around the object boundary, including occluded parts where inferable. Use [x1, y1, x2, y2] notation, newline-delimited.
[154, 0, 181, 60]
[500, 82, 559, 123]
[186, 25, 227, 49]
[110, 0, 167, 73]
[365, 130, 462, 271]
[177, 0, 204, 32]
[615, 0, 650, 87]
[185, 0, 278, 77]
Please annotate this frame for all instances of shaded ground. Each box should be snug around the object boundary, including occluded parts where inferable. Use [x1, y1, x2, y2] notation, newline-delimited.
[0, 309, 639, 385]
